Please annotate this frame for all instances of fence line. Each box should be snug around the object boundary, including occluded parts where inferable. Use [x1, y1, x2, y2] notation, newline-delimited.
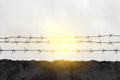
[0, 34, 120, 40]
[0, 40, 120, 45]
[0, 34, 120, 54]
[0, 47, 119, 54]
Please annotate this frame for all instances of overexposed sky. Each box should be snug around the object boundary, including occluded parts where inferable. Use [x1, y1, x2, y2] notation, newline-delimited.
[0, 0, 120, 61]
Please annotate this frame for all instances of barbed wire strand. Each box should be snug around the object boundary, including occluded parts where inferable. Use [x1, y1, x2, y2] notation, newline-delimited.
[1, 34, 120, 40]
[0, 47, 119, 54]
[0, 40, 120, 45]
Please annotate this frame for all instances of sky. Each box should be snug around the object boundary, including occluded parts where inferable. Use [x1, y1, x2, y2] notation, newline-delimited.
[0, 0, 120, 61]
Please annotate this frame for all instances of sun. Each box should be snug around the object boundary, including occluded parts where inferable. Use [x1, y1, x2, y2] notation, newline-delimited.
[43, 21, 78, 60]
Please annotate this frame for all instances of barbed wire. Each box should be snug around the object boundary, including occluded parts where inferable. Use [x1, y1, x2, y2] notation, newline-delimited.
[0, 47, 119, 54]
[0, 34, 120, 55]
[0, 40, 120, 45]
[0, 34, 120, 40]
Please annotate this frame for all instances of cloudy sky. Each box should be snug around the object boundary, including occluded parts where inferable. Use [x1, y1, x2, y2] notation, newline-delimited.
[0, 0, 120, 61]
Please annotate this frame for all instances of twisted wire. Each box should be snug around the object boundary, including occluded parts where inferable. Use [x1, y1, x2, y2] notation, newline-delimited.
[0, 40, 120, 45]
[0, 47, 119, 54]
[0, 34, 120, 40]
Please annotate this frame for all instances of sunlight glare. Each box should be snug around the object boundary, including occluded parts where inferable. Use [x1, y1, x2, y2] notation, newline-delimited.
[43, 21, 78, 60]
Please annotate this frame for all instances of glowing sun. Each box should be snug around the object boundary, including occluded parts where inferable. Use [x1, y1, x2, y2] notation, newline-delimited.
[43, 21, 78, 56]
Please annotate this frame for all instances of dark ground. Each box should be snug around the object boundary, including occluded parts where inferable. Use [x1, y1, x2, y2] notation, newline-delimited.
[0, 60, 120, 80]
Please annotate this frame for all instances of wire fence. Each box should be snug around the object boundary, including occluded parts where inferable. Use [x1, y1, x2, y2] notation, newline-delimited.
[0, 40, 120, 45]
[0, 47, 119, 54]
[0, 34, 120, 40]
[0, 34, 120, 54]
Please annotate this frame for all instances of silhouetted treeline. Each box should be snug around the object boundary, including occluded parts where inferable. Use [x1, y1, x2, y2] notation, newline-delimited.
[0, 59, 120, 80]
